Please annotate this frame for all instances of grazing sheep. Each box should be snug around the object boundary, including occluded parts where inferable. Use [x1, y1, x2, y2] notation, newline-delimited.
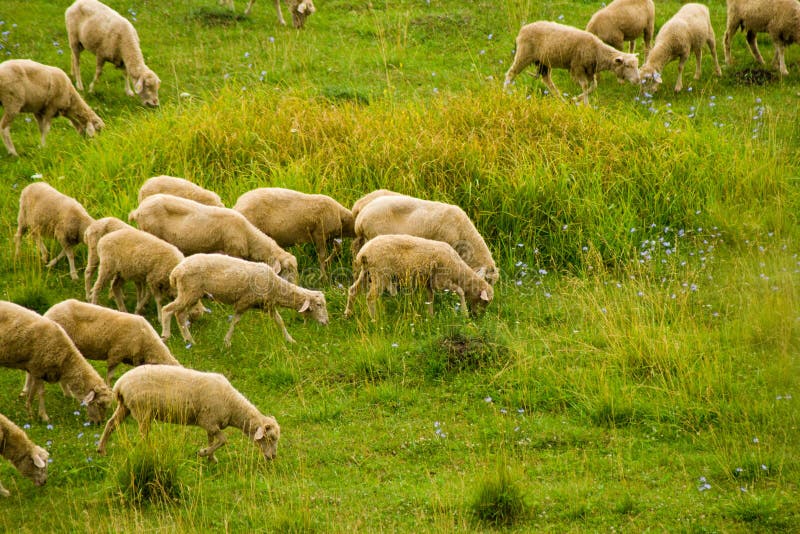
[44, 299, 181, 384]
[233, 188, 355, 277]
[350, 189, 404, 220]
[217, 0, 315, 27]
[161, 253, 328, 346]
[84, 217, 133, 300]
[0, 301, 112, 423]
[345, 234, 493, 319]
[130, 194, 298, 283]
[0, 59, 104, 157]
[15, 182, 94, 281]
[639, 4, 722, 92]
[586, 0, 655, 57]
[90, 227, 186, 324]
[353, 194, 499, 285]
[723, 0, 800, 76]
[97, 365, 281, 462]
[138, 175, 224, 207]
[65, 0, 160, 106]
[504, 21, 640, 105]
[0, 413, 49, 497]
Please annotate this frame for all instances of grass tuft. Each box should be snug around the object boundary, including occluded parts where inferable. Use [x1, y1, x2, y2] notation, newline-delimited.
[469, 466, 528, 527]
[114, 448, 183, 506]
[422, 324, 508, 377]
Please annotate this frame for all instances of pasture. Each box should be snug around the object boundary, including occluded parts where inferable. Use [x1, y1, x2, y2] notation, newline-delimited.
[0, 0, 798, 531]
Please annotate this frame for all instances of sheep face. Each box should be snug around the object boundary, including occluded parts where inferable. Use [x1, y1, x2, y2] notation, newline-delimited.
[253, 417, 281, 460]
[72, 113, 105, 138]
[291, 0, 315, 28]
[612, 54, 640, 85]
[638, 66, 662, 93]
[13, 446, 49, 487]
[83, 387, 113, 424]
[134, 71, 161, 107]
[298, 292, 328, 325]
[468, 283, 494, 315]
[479, 265, 500, 286]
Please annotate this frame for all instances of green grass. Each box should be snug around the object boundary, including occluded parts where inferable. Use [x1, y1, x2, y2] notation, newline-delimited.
[1, 0, 799, 531]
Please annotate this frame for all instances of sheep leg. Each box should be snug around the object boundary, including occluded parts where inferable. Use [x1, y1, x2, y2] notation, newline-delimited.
[274, 0, 287, 25]
[344, 268, 368, 318]
[745, 30, 765, 64]
[19, 371, 33, 398]
[105, 363, 117, 386]
[0, 110, 19, 157]
[84, 250, 98, 301]
[454, 286, 468, 316]
[269, 308, 295, 343]
[90, 265, 112, 304]
[68, 37, 83, 90]
[503, 49, 534, 90]
[708, 38, 722, 76]
[224, 311, 244, 347]
[539, 67, 564, 100]
[110, 276, 128, 312]
[46, 247, 67, 269]
[133, 282, 150, 315]
[198, 427, 227, 463]
[34, 113, 52, 148]
[161, 298, 195, 343]
[25, 377, 49, 423]
[693, 48, 703, 81]
[772, 44, 788, 76]
[426, 285, 435, 316]
[88, 56, 104, 94]
[244, 0, 255, 16]
[675, 55, 688, 92]
[124, 74, 135, 98]
[97, 403, 130, 455]
[64, 244, 79, 281]
[313, 234, 330, 278]
[0, 481, 9, 498]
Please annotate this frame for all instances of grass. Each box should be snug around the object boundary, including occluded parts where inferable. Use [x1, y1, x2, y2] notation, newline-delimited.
[1, 0, 799, 531]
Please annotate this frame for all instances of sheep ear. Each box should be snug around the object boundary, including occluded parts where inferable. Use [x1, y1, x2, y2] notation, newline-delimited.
[480, 289, 490, 302]
[82, 389, 96, 405]
[254, 426, 265, 441]
[272, 260, 281, 274]
[298, 300, 310, 313]
[614, 56, 624, 65]
[297, 2, 307, 13]
[475, 267, 487, 279]
[134, 77, 144, 94]
[32, 449, 48, 469]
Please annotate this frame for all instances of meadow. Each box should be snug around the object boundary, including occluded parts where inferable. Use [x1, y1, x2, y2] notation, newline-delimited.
[0, 0, 799, 531]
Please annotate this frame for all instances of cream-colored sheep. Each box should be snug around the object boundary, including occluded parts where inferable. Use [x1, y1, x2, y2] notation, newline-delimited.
[353, 194, 499, 285]
[220, 0, 315, 27]
[0, 301, 112, 423]
[233, 188, 354, 277]
[90, 227, 186, 324]
[0, 59, 104, 157]
[130, 194, 298, 283]
[723, 0, 800, 76]
[0, 413, 49, 497]
[350, 189, 404, 220]
[83, 217, 133, 300]
[161, 253, 328, 346]
[639, 4, 722, 92]
[344, 234, 493, 319]
[586, 0, 655, 56]
[504, 21, 640, 105]
[44, 299, 181, 384]
[138, 176, 224, 207]
[65, 0, 160, 106]
[15, 182, 94, 281]
[97, 365, 280, 462]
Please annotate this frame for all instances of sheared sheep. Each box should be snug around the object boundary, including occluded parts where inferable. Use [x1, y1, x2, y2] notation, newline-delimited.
[0, 59, 104, 157]
[586, 0, 655, 57]
[83, 217, 133, 300]
[138, 175, 224, 207]
[233, 188, 354, 277]
[161, 253, 328, 346]
[0, 301, 112, 423]
[43, 299, 181, 384]
[353, 194, 499, 285]
[15, 182, 94, 281]
[0, 413, 49, 497]
[65, 0, 160, 106]
[97, 365, 280, 462]
[504, 21, 640, 105]
[639, 4, 722, 92]
[723, 0, 800, 76]
[344, 234, 493, 319]
[129, 194, 298, 283]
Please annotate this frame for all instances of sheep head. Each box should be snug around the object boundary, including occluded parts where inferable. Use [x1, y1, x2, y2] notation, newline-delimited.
[134, 69, 161, 107]
[12, 445, 49, 487]
[252, 416, 281, 460]
[612, 53, 640, 86]
[291, 0, 315, 28]
[82, 385, 113, 424]
[298, 291, 328, 325]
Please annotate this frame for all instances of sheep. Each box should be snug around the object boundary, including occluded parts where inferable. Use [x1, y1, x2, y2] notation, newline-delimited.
[65, 0, 160, 106]
[161, 253, 328, 346]
[504, 21, 640, 105]
[0, 59, 104, 157]
[353, 194, 499, 286]
[97, 365, 280, 462]
[723, 0, 800, 76]
[138, 175, 224, 207]
[219, 0, 315, 28]
[0, 301, 112, 424]
[233, 188, 355, 277]
[129, 194, 298, 283]
[639, 4, 722, 92]
[344, 234, 493, 319]
[350, 189, 404, 220]
[83, 217, 133, 300]
[0, 413, 49, 497]
[15, 182, 94, 281]
[586, 0, 655, 57]
[43, 299, 181, 385]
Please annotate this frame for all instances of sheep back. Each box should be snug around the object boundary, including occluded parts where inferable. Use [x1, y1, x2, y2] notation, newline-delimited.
[138, 176, 224, 207]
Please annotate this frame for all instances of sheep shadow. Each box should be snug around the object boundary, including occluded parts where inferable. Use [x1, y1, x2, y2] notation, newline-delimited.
[188, 8, 248, 27]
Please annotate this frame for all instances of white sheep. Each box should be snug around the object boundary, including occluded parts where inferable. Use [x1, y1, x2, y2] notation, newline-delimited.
[350, 189, 404, 220]
[0, 59, 104, 157]
[220, 0, 315, 27]
[161, 253, 328, 346]
[83, 217, 133, 300]
[138, 175, 224, 207]
[723, 0, 800, 76]
[0, 413, 49, 497]
[353, 194, 499, 285]
[15, 182, 94, 281]
[233, 188, 355, 277]
[65, 0, 160, 106]
[586, 0, 655, 57]
[97, 365, 280, 462]
[43, 299, 181, 385]
[345, 234, 493, 319]
[129, 194, 298, 283]
[639, 4, 722, 92]
[0, 301, 112, 423]
[504, 21, 640, 105]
